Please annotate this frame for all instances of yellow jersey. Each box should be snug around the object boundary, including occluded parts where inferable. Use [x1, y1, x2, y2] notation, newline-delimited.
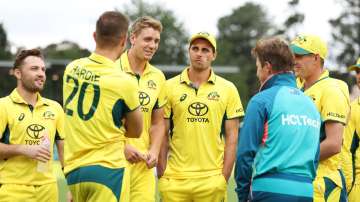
[163, 68, 244, 179]
[63, 53, 140, 174]
[342, 97, 360, 189]
[116, 52, 166, 153]
[299, 69, 350, 186]
[0, 89, 65, 185]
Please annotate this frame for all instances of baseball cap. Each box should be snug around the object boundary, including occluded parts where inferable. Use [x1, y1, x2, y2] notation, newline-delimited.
[189, 32, 217, 52]
[348, 58, 360, 71]
[290, 34, 328, 59]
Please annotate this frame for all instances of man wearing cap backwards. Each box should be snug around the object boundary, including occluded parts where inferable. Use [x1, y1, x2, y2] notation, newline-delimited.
[115, 16, 166, 202]
[157, 32, 244, 201]
[235, 37, 321, 202]
[342, 58, 360, 202]
[290, 34, 350, 202]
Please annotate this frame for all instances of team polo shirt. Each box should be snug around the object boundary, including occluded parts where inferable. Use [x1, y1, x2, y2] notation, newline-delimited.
[163, 68, 244, 179]
[351, 98, 360, 183]
[343, 97, 360, 188]
[63, 53, 140, 174]
[296, 76, 304, 88]
[116, 52, 166, 153]
[299, 70, 350, 186]
[0, 89, 65, 185]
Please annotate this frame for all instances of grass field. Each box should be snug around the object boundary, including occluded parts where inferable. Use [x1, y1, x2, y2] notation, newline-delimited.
[54, 161, 238, 202]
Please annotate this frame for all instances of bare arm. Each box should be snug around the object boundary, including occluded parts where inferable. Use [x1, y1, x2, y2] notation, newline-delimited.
[146, 108, 165, 168]
[223, 118, 240, 182]
[124, 108, 143, 138]
[0, 143, 50, 162]
[156, 118, 170, 178]
[56, 140, 64, 168]
[320, 121, 344, 161]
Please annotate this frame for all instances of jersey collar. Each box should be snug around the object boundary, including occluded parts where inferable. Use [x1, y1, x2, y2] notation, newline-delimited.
[9, 88, 49, 106]
[179, 67, 216, 85]
[88, 53, 116, 67]
[301, 69, 330, 91]
[117, 51, 153, 76]
[259, 72, 296, 91]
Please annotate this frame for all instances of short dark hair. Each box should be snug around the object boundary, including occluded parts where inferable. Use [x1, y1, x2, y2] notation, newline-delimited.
[252, 37, 294, 71]
[96, 11, 129, 48]
[13, 48, 44, 69]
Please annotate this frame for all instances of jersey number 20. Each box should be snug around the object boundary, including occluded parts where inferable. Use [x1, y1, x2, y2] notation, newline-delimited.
[64, 75, 100, 120]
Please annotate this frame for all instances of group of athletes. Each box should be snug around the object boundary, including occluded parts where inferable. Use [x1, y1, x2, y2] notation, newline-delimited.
[0, 10, 359, 202]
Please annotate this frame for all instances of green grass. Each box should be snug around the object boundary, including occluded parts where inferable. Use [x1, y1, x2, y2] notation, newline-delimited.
[54, 161, 238, 202]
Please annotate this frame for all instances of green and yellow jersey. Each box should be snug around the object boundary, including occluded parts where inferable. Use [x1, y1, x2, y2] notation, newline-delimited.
[116, 52, 166, 153]
[163, 68, 244, 179]
[342, 97, 360, 190]
[298, 69, 350, 187]
[63, 53, 139, 174]
[0, 89, 65, 185]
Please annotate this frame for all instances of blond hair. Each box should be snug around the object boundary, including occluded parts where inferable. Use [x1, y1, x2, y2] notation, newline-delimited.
[130, 16, 162, 36]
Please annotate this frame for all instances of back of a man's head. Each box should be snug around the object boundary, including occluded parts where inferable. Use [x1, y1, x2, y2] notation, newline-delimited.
[252, 37, 294, 72]
[95, 11, 129, 48]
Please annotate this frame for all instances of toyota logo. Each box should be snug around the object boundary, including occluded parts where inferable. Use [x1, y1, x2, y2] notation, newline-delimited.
[188, 102, 208, 116]
[139, 91, 150, 106]
[26, 124, 45, 139]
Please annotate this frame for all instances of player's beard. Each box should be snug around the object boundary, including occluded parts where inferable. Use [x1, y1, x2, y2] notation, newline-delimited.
[21, 76, 45, 93]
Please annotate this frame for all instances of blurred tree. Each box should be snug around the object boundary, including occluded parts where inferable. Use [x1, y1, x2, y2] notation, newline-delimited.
[329, 0, 360, 69]
[275, 0, 305, 40]
[0, 23, 12, 59]
[120, 0, 188, 65]
[43, 40, 90, 60]
[215, 2, 275, 105]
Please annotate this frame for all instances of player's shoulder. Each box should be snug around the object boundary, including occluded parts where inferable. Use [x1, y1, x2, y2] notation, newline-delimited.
[66, 57, 87, 67]
[214, 75, 234, 86]
[165, 74, 181, 86]
[103, 72, 138, 93]
[214, 75, 238, 91]
[0, 96, 10, 106]
[42, 97, 63, 111]
[64, 57, 88, 71]
[148, 64, 166, 80]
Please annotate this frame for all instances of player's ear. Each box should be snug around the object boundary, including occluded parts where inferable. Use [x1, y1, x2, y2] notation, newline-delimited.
[13, 68, 22, 80]
[93, 32, 97, 43]
[129, 33, 136, 46]
[264, 61, 272, 73]
[212, 51, 217, 61]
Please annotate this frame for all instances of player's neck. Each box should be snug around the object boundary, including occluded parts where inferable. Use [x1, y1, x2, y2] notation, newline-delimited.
[16, 86, 38, 107]
[128, 49, 146, 75]
[94, 48, 120, 62]
[188, 67, 211, 87]
[304, 68, 324, 90]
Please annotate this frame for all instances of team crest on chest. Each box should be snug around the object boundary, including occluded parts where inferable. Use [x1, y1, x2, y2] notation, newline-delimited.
[207, 91, 220, 101]
[43, 111, 55, 120]
[147, 80, 157, 90]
